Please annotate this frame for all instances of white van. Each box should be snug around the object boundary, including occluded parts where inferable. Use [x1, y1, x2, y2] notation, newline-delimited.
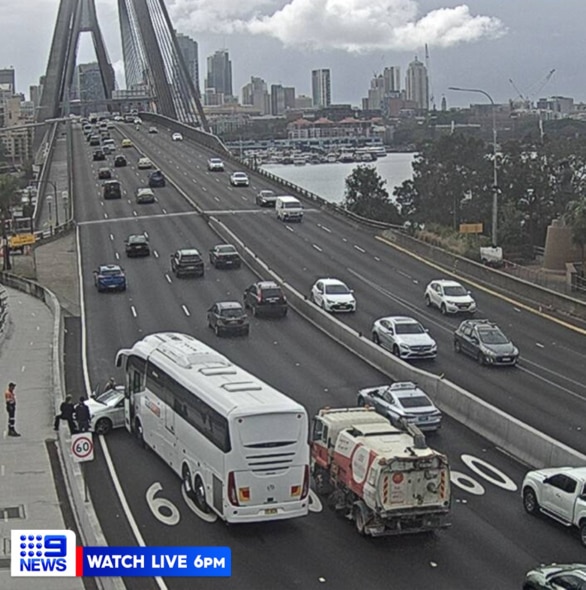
[275, 196, 303, 222]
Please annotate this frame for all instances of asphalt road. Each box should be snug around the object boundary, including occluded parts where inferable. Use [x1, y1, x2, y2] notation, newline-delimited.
[70, 122, 586, 590]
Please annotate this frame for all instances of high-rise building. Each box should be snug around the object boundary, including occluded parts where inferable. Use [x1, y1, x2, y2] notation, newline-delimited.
[312, 69, 331, 108]
[206, 50, 232, 98]
[383, 67, 400, 93]
[405, 57, 429, 111]
[72, 63, 106, 104]
[0, 68, 16, 93]
[242, 77, 270, 115]
[270, 84, 286, 116]
[176, 33, 200, 93]
[283, 87, 296, 110]
[295, 95, 312, 109]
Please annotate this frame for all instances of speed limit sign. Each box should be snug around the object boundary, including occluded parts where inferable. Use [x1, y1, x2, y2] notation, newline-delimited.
[71, 433, 94, 463]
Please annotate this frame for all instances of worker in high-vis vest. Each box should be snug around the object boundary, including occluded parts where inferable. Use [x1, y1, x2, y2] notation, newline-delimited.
[4, 382, 20, 437]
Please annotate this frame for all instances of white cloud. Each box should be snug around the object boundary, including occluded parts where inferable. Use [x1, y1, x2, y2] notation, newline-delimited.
[169, 0, 505, 52]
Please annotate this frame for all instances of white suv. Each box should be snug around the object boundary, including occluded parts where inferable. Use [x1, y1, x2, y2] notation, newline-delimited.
[424, 279, 476, 315]
[207, 158, 224, 171]
[311, 278, 356, 313]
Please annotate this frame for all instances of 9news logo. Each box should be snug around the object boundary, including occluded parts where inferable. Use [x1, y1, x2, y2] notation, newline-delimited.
[11, 530, 77, 577]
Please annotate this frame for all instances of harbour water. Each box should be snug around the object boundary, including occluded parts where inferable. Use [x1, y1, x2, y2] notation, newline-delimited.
[261, 152, 415, 204]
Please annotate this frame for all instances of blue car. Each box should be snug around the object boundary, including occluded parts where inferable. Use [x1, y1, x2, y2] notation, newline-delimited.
[94, 264, 127, 292]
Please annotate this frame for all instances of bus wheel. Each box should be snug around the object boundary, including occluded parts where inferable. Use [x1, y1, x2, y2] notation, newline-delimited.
[134, 419, 145, 448]
[193, 475, 210, 513]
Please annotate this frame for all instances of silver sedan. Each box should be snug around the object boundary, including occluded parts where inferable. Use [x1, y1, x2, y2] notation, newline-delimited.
[371, 316, 437, 360]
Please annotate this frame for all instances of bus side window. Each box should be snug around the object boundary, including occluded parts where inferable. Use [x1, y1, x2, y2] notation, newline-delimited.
[131, 370, 142, 394]
[312, 418, 324, 442]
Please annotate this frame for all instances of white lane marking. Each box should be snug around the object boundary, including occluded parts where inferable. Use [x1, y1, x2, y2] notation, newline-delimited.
[182, 305, 190, 317]
[374, 256, 381, 261]
[165, 274, 172, 283]
[320, 225, 332, 233]
[461, 455, 518, 492]
[536, 342, 544, 348]
[450, 471, 485, 495]
[161, 208, 167, 214]
[104, 213, 108, 219]
[131, 306, 137, 318]
[286, 225, 294, 233]
[98, 438, 169, 590]
[144, 231, 149, 238]
[312, 244, 323, 252]
[115, 252, 119, 260]
[109, 234, 114, 241]
[153, 250, 159, 259]
[146, 482, 180, 526]
[202, 186, 207, 192]
[354, 245, 365, 253]
[516, 364, 586, 399]
[133, 210, 137, 217]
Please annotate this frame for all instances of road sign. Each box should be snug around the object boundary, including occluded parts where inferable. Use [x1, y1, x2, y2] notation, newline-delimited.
[9, 233, 36, 248]
[71, 433, 94, 463]
[459, 223, 483, 234]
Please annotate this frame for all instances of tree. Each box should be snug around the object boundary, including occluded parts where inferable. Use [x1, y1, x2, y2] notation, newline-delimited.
[343, 165, 401, 224]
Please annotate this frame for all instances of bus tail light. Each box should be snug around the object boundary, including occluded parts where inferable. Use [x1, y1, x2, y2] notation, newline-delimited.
[290, 485, 301, 497]
[301, 465, 310, 500]
[239, 487, 251, 502]
[227, 471, 239, 506]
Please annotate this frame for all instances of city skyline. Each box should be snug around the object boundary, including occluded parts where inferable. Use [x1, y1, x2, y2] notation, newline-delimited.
[1, 1, 585, 108]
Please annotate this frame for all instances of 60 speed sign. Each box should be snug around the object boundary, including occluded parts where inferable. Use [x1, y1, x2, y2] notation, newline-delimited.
[71, 433, 94, 463]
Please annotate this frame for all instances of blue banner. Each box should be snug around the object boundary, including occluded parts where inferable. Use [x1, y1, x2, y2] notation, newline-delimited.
[81, 546, 231, 577]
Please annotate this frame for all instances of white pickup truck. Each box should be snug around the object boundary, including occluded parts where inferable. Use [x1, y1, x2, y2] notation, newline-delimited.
[522, 466, 586, 545]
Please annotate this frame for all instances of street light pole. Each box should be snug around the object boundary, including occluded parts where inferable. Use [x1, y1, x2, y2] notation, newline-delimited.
[35, 180, 59, 229]
[449, 86, 499, 247]
[46, 195, 53, 234]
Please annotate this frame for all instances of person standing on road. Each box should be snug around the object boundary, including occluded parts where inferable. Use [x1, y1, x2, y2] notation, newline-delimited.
[5, 382, 20, 437]
[74, 396, 91, 432]
[54, 395, 76, 434]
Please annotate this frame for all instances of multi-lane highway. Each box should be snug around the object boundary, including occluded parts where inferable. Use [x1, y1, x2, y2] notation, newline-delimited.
[71, 121, 586, 590]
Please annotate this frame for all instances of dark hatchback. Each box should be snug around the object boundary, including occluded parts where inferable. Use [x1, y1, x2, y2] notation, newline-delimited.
[243, 281, 288, 317]
[93, 149, 106, 161]
[454, 319, 519, 366]
[125, 234, 150, 257]
[148, 170, 166, 188]
[102, 180, 121, 200]
[207, 301, 249, 336]
[209, 244, 241, 269]
[170, 248, 205, 277]
[114, 155, 127, 167]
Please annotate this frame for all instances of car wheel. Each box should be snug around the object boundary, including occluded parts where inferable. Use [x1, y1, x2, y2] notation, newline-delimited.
[477, 352, 485, 366]
[440, 303, 447, 315]
[523, 488, 539, 515]
[243, 327, 250, 336]
[392, 344, 400, 357]
[372, 333, 380, 345]
[454, 340, 461, 353]
[214, 324, 221, 337]
[425, 294, 432, 307]
[94, 418, 112, 435]
[357, 397, 366, 407]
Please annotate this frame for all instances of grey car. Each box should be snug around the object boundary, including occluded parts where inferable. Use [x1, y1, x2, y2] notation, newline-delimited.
[454, 319, 519, 366]
[207, 301, 249, 336]
[357, 382, 442, 432]
[523, 563, 586, 590]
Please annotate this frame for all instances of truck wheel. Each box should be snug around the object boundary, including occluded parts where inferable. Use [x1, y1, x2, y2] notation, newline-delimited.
[523, 488, 539, 515]
[353, 502, 368, 536]
[313, 468, 332, 496]
[579, 521, 586, 547]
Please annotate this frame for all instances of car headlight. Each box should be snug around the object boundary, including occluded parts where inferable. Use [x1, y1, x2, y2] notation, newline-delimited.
[399, 343, 411, 350]
[482, 347, 497, 357]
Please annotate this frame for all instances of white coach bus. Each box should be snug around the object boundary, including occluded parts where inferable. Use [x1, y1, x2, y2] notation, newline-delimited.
[115, 332, 310, 523]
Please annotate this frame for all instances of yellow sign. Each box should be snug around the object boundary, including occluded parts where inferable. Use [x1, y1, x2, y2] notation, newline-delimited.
[9, 233, 36, 247]
[459, 223, 483, 234]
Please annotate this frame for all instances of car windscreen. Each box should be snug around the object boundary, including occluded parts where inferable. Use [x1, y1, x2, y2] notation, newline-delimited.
[443, 285, 467, 296]
[216, 245, 235, 253]
[95, 389, 119, 404]
[325, 284, 349, 295]
[478, 329, 509, 344]
[101, 268, 121, 276]
[220, 308, 243, 318]
[395, 322, 424, 335]
[260, 288, 282, 299]
[284, 202, 300, 208]
[398, 395, 432, 409]
[238, 412, 303, 448]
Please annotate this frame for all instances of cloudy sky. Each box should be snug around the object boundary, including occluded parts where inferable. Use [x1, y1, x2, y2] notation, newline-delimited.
[1, 0, 583, 108]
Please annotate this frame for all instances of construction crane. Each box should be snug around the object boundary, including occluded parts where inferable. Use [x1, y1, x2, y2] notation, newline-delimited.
[509, 69, 556, 108]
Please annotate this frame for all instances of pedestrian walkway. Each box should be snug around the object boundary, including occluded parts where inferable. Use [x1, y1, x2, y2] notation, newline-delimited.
[0, 287, 84, 590]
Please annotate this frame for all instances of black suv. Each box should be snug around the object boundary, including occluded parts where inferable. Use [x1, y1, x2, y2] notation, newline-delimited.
[209, 244, 241, 269]
[207, 301, 249, 336]
[102, 180, 122, 200]
[148, 170, 166, 188]
[125, 234, 150, 257]
[243, 281, 288, 317]
[114, 155, 127, 167]
[93, 149, 106, 161]
[170, 248, 204, 277]
[454, 319, 519, 366]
